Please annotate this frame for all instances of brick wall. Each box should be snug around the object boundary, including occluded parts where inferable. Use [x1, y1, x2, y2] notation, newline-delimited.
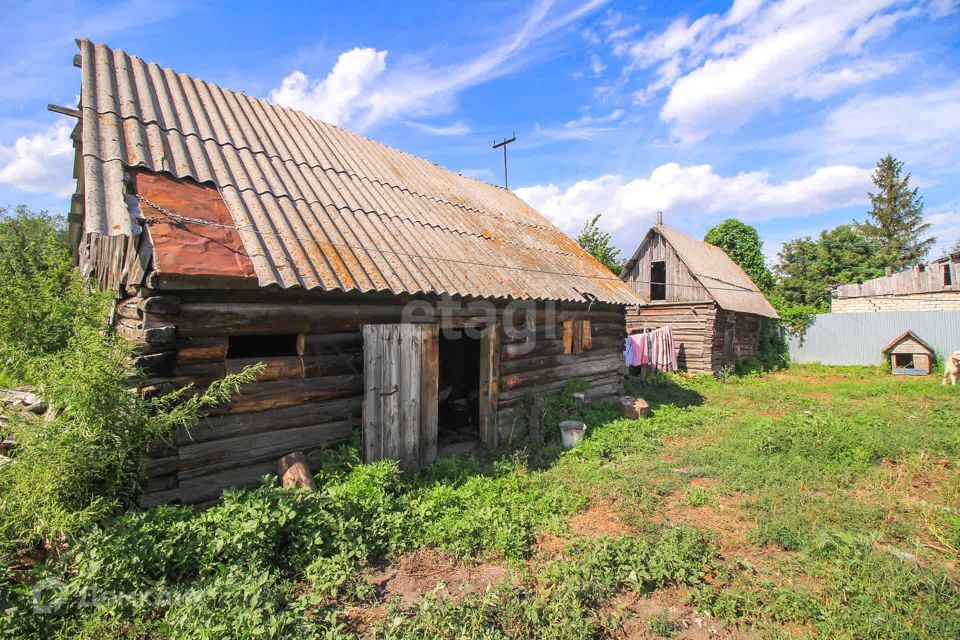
[832, 292, 960, 313]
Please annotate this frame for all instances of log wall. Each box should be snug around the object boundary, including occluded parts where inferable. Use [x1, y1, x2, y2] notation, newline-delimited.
[119, 288, 625, 505]
[626, 304, 766, 374]
[625, 302, 717, 373]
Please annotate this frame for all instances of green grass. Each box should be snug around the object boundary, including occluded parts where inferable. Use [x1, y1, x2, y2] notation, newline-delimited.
[3, 365, 959, 638]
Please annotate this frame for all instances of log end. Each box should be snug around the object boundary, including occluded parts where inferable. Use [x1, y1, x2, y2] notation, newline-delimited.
[620, 396, 650, 419]
[278, 451, 317, 491]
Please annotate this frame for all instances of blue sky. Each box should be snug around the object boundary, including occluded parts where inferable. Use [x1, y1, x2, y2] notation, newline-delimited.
[1, 0, 959, 265]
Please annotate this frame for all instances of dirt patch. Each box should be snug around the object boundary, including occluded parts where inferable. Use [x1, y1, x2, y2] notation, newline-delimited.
[611, 589, 759, 639]
[342, 604, 387, 637]
[366, 548, 507, 609]
[570, 500, 635, 537]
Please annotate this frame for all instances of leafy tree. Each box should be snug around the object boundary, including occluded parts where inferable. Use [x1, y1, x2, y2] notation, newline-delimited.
[774, 224, 885, 309]
[703, 218, 774, 292]
[857, 155, 933, 268]
[0, 206, 102, 382]
[0, 206, 259, 559]
[576, 214, 624, 274]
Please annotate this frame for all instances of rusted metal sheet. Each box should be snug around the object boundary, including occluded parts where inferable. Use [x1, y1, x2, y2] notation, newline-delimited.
[134, 172, 257, 281]
[73, 40, 639, 305]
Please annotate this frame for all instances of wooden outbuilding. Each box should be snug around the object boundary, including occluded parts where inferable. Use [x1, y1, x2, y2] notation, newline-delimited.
[882, 331, 934, 375]
[619, 224, 778, 373]
[63, 41, 639, 505]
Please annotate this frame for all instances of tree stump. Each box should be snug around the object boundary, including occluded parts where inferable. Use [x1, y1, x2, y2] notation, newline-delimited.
[278, 451, 316, 491]
[620, 396, 649, 419]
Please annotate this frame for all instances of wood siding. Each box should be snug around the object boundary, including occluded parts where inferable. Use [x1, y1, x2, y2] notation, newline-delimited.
[120, 289, 625, 505]
[620, 231, 709, 304]
[625, 304, 766, 374]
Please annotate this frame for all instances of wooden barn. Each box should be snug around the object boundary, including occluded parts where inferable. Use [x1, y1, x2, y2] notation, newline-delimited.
[63, 41, 639, 506]
[619, 223, 778, 373]
[883, 331, 934, 375]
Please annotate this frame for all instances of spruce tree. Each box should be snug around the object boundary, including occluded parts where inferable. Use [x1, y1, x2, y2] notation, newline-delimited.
[858, 155, 933, 268]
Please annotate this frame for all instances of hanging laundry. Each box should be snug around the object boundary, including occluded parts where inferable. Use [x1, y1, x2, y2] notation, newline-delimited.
[625, 326, 677, 371]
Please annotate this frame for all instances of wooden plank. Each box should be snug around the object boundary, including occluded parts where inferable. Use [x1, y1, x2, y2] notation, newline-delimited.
[380, 325, 401, 463]
[562, 319, 573, 354]
[419, 324, 439, 468]
[478, 322, 501, 448]
[582, 320, 592, 350]
[398, 324, 421, 473]
[362, 324, 382, 462]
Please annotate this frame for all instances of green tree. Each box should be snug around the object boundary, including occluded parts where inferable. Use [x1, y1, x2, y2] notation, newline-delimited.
[576, 214, 624, 274]
[774, 224, 885, 309]
[0, 206, 101, 382]
[703, 218, 774, 292]
[857, 155, 933, 268]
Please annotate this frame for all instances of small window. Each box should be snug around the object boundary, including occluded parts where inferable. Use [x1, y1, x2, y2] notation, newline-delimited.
[650, 261, 666, 301]
[945, 265, 953, 287]
[227, 334, 298, 358]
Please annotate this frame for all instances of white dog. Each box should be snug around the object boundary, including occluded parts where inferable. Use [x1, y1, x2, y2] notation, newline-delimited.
[944, 350, 960, 386]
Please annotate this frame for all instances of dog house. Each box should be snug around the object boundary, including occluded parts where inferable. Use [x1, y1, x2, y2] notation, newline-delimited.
[883, 331, 935, 375]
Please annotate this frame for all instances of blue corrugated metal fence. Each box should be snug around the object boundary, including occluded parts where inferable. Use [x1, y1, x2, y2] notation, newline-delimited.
[788, 311, 960, 366]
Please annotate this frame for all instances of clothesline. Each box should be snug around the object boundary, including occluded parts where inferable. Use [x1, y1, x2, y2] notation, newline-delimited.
[624, 326, 677, 372]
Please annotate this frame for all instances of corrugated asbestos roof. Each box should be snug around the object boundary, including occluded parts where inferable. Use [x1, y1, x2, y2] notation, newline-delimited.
[622, 225, 778, 318]
[75, 40, 638, 305]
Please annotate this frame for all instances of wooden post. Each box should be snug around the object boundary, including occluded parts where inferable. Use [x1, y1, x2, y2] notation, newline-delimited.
[528, 397, 544, 448]
[278, 451, 316, 491]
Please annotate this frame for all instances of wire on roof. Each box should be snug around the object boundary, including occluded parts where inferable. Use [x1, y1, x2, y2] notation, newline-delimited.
[135, 195, 771, 294]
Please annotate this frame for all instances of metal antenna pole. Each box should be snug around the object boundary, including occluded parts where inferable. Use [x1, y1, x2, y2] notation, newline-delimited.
[492, 133, 516, 189]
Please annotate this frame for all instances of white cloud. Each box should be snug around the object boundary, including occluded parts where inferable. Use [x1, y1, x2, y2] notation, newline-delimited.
[824, 83, 960, 151]
[269, 0, 606, 130]
[404, 120, 472, 136]
[612, 0, 939, 143]
[268, 48, 388, 127]
[531, 108, 625, 141]
[515, 162, 872, 250]
[0, 119, 75, 197]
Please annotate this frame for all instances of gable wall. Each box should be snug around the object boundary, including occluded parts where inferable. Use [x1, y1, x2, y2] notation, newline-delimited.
[621, 231, 711, 304]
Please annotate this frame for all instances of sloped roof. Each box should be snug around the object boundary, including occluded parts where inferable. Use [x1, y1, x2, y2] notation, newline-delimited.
[73, 40, 638, 305]
[882, 330, 935, 354]
[622, 225, 778, 318]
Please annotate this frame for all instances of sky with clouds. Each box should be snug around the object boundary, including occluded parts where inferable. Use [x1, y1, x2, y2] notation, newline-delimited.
[1, 0, 959, 266]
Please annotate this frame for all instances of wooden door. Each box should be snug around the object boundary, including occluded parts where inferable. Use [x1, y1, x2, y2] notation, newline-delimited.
[362, 324, 439, 472]
[723, 317, 736, 367]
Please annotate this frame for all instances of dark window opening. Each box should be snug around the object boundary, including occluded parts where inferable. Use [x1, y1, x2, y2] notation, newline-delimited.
[227, 334, 298, 358]
[945, 265, 953, 286]
[893, 354, 914, 369]
[650, 261, 666, 301]
[437, 329, 481, 449]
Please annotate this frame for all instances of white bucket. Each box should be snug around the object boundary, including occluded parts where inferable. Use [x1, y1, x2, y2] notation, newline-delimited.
[560, 420, 587, 449]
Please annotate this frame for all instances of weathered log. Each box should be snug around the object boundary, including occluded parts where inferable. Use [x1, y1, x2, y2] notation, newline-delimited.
[175, 337, 229, 363]
[177, 419, 353, 478]
[140, 295, 181, 315]
[172, 360, 226, 380]
[226, 356, 305, 381]
[500, 353, 622, 391]
[176, 396, 362, 445]
[278, 451, 316, 491]
[206, 374, 363, 416]
[498, 371, 622, 406]
[500, 347, 624, 376]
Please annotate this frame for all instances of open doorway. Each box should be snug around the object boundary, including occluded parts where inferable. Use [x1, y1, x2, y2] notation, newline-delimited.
[437, 329, 481, 455]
